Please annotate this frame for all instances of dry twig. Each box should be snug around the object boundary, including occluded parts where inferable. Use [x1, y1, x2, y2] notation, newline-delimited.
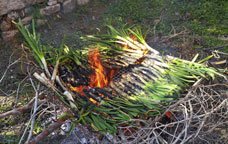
[115, 82, 228, 144]
[0, 98, 46, 119]
[27, 112, 73, 144]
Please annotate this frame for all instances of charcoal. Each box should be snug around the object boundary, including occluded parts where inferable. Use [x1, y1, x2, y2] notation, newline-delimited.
[83, 89, 102, 103]
[48, 65, 54, 75]
[73, 65, 92, 76]
[95, 88, 114, 99]
[59, 65, 68, 75]
[59, 64, 90, 87]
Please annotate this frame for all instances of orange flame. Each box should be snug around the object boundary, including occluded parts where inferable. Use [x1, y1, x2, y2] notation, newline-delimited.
[70, 48, 116, 102]
[88, 48, 108, 88]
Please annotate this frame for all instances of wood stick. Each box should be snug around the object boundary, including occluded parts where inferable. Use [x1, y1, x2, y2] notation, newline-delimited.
[0, 99, 46, 119]
[27, 113, 73, 144]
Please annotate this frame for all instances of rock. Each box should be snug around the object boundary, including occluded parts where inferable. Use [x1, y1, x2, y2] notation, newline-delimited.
[0, 0, 8, 16]
[7, 11, 20, 20]
[21, 16, 33, 25]
[62, 0, 76, 14]
[57, 0, 65, 3]
[0, 0, 25, 16]
[18, 9, 25, 18]
[2, 30, 18, 41]
[0, 20, 12, 31]
[40, 4, 61, 15]
[24, 7, 33, 15]
[0, 0, 47, 16]
[60, 125, 99, 144]
[76, 0, 89, 5]
[48, 0, 58, 6]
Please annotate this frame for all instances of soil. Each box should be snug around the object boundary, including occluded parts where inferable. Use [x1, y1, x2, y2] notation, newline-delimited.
[38, 1, 109, 47]
[37, 0, 194, 58]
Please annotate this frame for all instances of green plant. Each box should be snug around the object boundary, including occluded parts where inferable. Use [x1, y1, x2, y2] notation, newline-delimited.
[105, 0, 164, 22]
[31, 4, 44, 19]
[15, 20, 51, 76]
[104, 0, 227, 52]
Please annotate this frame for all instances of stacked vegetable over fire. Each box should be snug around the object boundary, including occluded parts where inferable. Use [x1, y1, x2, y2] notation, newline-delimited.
[16, 20, 224, 134]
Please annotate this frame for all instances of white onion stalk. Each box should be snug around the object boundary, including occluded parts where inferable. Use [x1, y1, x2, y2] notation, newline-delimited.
[41, 57, 51, 78]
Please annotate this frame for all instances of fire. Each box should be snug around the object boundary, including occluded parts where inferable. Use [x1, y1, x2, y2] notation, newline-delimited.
[70, 48, 116, 102]
[88, 49, 108, 88]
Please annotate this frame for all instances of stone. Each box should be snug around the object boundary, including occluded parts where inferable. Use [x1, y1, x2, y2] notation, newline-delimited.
[5, 0, 25, 15]
[40, 4, 61, 15]
[19, 6, 33, 17]
[2, 30, 18, 41]
[62, 0, 76, 13]
[7, 11, 20, 20]
[48, 0, 58, 6]
[0, 0, 8, 16]
[57, 0, 65, 3]
[76, 0, 89, 5]
[12, 1, 26, 12]
[0, 20, 12, 31]
[21, 16, 33, 25]
[0, 0, 48, 16]
[19, 9, 26, 18]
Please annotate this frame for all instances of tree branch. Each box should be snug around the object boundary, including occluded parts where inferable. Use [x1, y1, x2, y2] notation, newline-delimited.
[27, 112, 73, 144]
[0, 99, 46, 119]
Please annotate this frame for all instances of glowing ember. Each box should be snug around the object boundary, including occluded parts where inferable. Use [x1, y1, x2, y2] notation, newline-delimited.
[71, 85, 84, 94]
